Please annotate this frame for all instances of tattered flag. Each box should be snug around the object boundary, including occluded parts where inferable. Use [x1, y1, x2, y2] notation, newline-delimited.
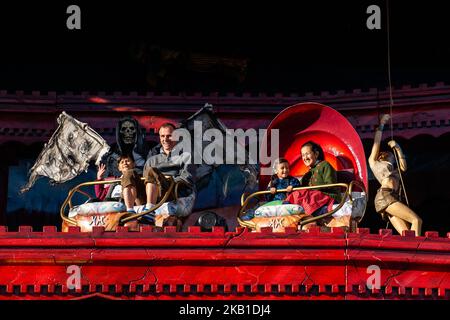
[20, 112, 110, 193]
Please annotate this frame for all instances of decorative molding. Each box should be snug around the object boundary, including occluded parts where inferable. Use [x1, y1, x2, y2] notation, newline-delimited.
[0, 82, 449, 143]
[1, 82, 450, 112]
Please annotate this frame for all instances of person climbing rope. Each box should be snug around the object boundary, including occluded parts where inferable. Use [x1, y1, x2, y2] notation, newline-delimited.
[368, 114, 422, 236]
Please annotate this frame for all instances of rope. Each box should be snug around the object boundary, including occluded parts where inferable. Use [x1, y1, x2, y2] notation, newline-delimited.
[386, 0, 394, 140]
[392, 146, 410, 207]
[385, 1, 410, 207]
[373, 2, 412, 231]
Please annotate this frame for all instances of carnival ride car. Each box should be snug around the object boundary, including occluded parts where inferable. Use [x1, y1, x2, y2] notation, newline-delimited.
[60, 176, 177, 232]
[237, 102, 367, 232]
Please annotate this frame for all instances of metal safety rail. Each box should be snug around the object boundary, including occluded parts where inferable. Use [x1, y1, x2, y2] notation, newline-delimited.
[60, 177, 176, 229]
[237, 181, 367, 229]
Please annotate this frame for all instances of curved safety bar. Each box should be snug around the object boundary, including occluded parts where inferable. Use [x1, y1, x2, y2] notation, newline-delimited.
[60, 176, 178, 226]
[299, 181, 367, 227]
[60, 179, 122, 226]
[120, 177, 176, 224]
[347, 180, 368, 224]
[298, 183, 350, 227]
[237, 183, 351, 229]
[174, 179, 194, 201]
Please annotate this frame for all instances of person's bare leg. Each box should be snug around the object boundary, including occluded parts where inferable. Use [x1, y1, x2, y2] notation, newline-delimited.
[145, 182, 158, 207]
[300, 222, 317, 231]
[123, 186, 137, 210]
[385, 202, 422, 236]
[388, 215, 410, 235]
[134, 197, 144, 206]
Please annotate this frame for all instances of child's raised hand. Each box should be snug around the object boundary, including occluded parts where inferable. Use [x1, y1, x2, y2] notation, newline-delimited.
[270, 187, 276, 194]
[286, 185, 293, 193]
[97, 163, 106, 180]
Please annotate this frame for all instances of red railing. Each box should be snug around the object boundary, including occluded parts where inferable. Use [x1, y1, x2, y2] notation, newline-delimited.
[0, 225, 449, 300]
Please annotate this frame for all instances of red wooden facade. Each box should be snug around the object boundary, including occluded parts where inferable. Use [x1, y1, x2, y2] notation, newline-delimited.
[0, 225, 449, 300]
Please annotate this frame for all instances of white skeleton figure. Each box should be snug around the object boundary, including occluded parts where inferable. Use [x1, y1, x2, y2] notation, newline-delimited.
[120, 120, 137, 145]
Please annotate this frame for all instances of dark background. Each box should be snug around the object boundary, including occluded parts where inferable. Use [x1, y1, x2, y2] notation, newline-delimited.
[1, 1, 450, 93]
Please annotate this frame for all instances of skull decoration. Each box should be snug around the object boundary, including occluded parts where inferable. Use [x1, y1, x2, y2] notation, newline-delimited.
[119, 120, 137, 145]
